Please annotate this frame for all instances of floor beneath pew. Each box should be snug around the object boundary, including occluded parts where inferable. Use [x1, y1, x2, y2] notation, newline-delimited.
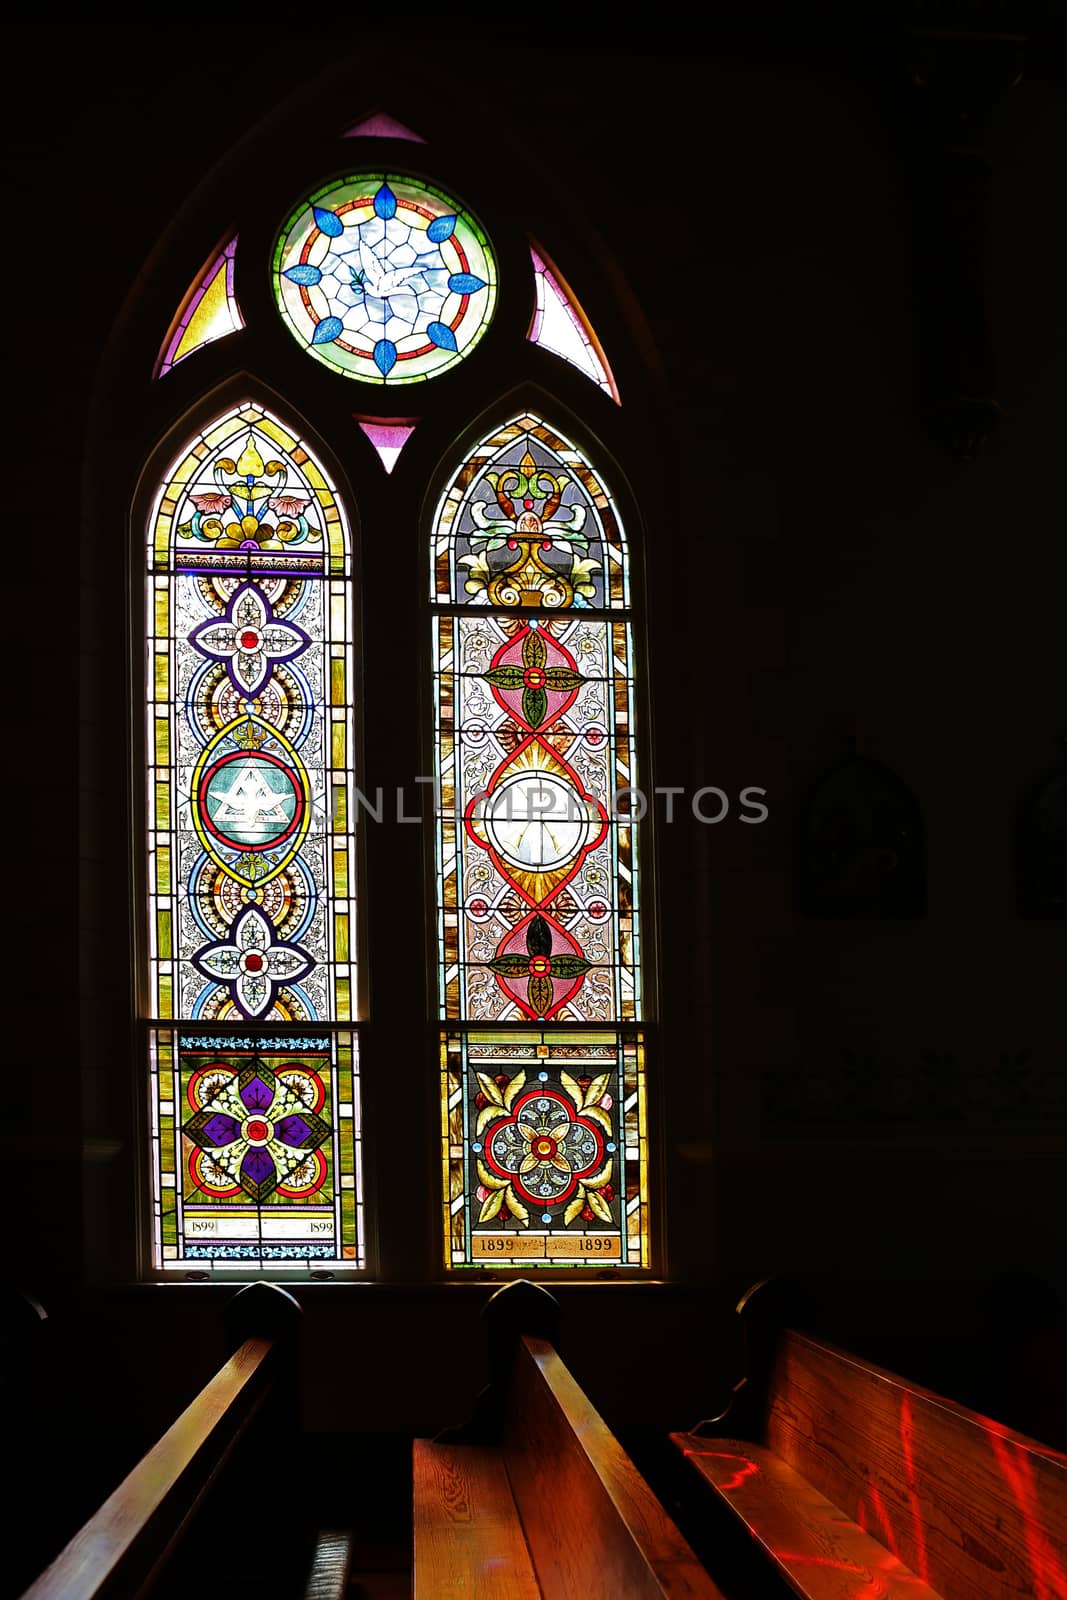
[345, 1508, 412, 1595]
[349, 1575, 410, 1598]
[306, 1433, 412, 1597]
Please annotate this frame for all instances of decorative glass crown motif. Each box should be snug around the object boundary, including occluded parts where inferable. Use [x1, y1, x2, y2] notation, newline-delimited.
[273, 173, 497, 383]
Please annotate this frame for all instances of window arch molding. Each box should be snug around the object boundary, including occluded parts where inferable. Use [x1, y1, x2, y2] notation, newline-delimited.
[81, 51, 690, 1285]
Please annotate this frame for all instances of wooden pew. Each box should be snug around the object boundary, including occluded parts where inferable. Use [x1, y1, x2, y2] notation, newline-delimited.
[413, 1280, 727, 1599]
[20, 1282, 351, 1600]
[4, 1287, 51, 1594]
[670, 1278, 1067, 1600]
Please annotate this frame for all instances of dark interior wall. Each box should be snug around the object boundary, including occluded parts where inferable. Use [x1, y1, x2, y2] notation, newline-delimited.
[679, 45, 1066, 1270]
[8, 22, 1065, 1530]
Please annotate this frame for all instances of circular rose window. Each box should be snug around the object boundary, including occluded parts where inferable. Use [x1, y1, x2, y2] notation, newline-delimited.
[273, 173, 497, 383]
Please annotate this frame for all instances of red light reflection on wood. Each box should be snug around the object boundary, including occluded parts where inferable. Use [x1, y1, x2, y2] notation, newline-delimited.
[988, 1430, 1067, 1600]
[865, 1483, 901, 1561]
[681, 1449, 760, 1493]
[898, 1393, 930, 1586]
[772, 1548, 937, 1600]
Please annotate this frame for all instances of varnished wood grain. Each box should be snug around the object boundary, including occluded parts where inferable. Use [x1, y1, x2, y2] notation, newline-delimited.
[671, 1433, 942, 1599]
[762, 1330, 1067, 1600]
[503, 1337, 727, 1599]
[412, 1438, 541, 1599]
[22, 1336, 275, 1599]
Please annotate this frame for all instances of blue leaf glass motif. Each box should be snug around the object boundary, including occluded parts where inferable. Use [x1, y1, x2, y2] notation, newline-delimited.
[312, 316, 344, 345]
[312, 207, 344, 238]
[427, 215, 457, 243]
[283, 264, 323, 286]
[373, 339, 398, 375]
[448, 273, 486, 296]
[427, 321, 458, 351]
[374, 183, 397, 220]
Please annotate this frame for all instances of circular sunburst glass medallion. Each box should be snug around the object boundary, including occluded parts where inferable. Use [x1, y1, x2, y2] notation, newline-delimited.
[273, 173, 497, 384]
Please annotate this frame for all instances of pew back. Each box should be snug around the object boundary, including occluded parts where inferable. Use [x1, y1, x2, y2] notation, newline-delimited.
[21, 1283, 303, 1600]
[415, 1280, 727, 1599]
[22, 1335, 279, 1599]
[760, 1327, 1067, 1600]
[504, 1336, 722, 1600]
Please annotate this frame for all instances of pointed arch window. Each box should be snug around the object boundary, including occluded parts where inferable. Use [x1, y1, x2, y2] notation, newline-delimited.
[431, 413, 648, 1270]
[117, 89, 659, 1282]
[145, 403, 363, 1270]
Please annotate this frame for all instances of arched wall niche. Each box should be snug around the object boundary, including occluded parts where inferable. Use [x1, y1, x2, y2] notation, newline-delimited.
[80, 46, 693, 1292]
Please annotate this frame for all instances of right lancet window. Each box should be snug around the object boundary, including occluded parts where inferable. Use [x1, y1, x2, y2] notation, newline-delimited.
[431, 411, 648, 1271]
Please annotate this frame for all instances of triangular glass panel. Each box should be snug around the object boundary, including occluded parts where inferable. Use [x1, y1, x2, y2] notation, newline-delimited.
[356, 417, 418, 473]
[155, 237, 243, 378]
[344, 112, 425, 143]
[528, 241, 619, 402]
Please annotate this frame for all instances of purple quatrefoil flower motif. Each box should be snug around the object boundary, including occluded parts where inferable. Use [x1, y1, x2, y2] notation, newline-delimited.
[193, 905, 313, 1018]
[183, 1063, 331, 1203]
[188, 580, 309, 697]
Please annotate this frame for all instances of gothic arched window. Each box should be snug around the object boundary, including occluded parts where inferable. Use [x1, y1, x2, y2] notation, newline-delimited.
[109, 87, 660, 1281]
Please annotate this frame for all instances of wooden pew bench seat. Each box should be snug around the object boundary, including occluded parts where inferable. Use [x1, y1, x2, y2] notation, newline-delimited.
[671, 1284, 1067, 1600]
[413, 1439, 540, 1599]
[670, 1434, 941, 1600]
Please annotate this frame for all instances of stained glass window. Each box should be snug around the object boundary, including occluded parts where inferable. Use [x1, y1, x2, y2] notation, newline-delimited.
[139, 118, 657, 1282]
[431, 413, 648, 1270]
[273, 174, 496, 383]
[156, 237, 244, 378]
[356, 417, 418, 473]
[344, 113, 425, 142]
[529, 242, 618, 401]
[146, 403, 363, 1269]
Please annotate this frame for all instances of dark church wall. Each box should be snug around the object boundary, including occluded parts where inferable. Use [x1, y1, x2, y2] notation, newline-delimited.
[8, 23, 1065, 1546]
[669, 39, 1066, 1278]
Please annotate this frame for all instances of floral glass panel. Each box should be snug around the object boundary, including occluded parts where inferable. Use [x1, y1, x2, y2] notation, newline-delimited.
[431, 414, 629, 610]
[274, 174, 496, 383]
[147, 402, 362, 1269]
[150, 1029, 362, 1268]
[529, 243, 619, 402]
[442, 1030, 648, 1268]
[156, 237, 244, 378]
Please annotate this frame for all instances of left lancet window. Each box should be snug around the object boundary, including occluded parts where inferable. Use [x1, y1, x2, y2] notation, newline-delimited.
[145, 402, 363, 1270]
